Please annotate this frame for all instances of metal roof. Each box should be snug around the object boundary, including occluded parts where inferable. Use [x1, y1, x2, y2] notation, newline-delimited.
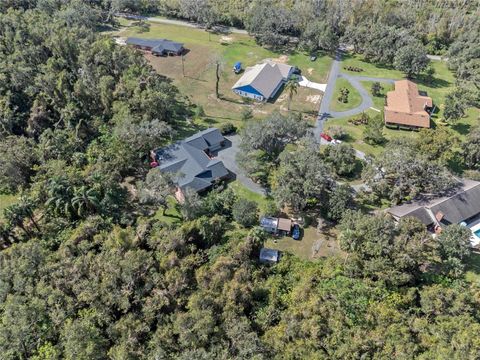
[126, 37, 184, 53]
[260, 248, 279, 262]
[232, 62, 286, 99]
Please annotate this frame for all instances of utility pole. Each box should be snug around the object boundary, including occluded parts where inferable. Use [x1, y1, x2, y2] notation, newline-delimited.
[181, 55, 185, 77]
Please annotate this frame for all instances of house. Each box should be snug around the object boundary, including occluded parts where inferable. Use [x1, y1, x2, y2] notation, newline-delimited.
[387, 179, 480, 246]
[384, 80, 433, 129]
[259, 248, 280, 263]
[153, 128, 229, 201]
[260, 217, 292, 236]
[232, 61, 294, 101]
[126, 37, 184, 56]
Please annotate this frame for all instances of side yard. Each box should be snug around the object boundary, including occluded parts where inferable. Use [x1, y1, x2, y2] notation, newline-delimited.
[116, 20, 333, 129]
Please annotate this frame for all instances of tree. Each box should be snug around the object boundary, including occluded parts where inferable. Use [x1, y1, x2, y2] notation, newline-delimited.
[71, 186, 100, 218]
[300, 20, 339, 53]
[363, 114, 385, 145]
[0, 136, 37, 193]
[339, 212, 433, 285]
[138, 168, 174, 215]
[394, 42, 430, 77]
[273, 144, 333, 212]
[416, 127, 457, 165]
[241, 108, 253, 121]
[363, 139, 457, 203]
[326, 184, 355, 221]
[437, 225, 472, 277]
[371, 82, 383, 97]
[444, 89, 468, 123]
[462, 127, 480, 169]
[284, 77, 299, 111]
[323, 143, 357, 176]
[180, 188, 204, 220]
[327, 125, 347, 140]
[232, 199, 258, 227]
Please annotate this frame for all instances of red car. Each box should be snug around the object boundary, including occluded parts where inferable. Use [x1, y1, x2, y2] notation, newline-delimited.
[320, 132, 332, 142]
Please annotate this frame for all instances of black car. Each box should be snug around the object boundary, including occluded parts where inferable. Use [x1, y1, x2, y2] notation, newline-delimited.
[292, 66, 301, 75]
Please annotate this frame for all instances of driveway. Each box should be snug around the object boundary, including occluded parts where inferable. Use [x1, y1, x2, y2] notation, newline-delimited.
[216, 135, 266, 195]
[298, 76, 327, 92]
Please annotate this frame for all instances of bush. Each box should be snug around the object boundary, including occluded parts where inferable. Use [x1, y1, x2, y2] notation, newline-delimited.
[220, 122, 237, 135]
[344, 66, 363, 72]
[241, 107, 253, 121]
[348, 112, 370, 126]
[328, 125, 347, 140]
[232, 199, 259, 227]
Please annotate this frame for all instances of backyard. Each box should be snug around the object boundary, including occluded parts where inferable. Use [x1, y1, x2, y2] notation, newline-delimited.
[0, 194, 17, 220]
[115, 19, 332, 129]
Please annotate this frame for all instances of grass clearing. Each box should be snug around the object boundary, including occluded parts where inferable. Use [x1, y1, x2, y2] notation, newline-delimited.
[341, 53, 404, 79]
[264, 227, 343, 260]
[360, 80, 394, 109]
[228, 180, 268, 209]
[465, 253, 480, 284]
[330, 77, 362, 112]
[115, 20, 332, 128]
[0, 194, 17, 220]
[154, 196, 182, 224]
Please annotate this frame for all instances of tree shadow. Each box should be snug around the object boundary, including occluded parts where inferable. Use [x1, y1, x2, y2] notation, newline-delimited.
[451, 122, 471, 136]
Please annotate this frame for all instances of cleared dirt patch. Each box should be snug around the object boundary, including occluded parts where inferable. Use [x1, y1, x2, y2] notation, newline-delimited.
[306, 94, 321, 104]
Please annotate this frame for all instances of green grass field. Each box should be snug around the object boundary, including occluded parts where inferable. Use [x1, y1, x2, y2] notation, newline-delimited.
[116, 20, 332, 129]
[341, 53, 404, 79]
[360, 81, 394, 109]
[154, 195, 182, 224]
[0, 194, 17, 220]
[330, 77, 362, 112]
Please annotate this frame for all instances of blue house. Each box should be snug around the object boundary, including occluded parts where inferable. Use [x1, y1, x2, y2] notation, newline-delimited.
[232, 61, 294, 101]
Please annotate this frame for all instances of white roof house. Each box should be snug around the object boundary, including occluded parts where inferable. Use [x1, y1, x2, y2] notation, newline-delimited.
[232, 61, 293, 101]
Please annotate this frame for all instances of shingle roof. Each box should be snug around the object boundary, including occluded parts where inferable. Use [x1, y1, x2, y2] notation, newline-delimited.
[387, 180, 480, 225]
[126, 37, 184, 53]
[155, 128, 227, 192]
[232, 62, 286, 99]
[384, 80, 432, 128]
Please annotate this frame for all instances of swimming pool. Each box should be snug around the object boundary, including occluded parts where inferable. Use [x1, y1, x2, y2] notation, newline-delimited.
[475, 229, 480, 238]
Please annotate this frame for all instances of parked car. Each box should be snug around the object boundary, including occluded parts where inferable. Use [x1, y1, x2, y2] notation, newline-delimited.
[292, 224, 301, 240]
[292, 66, 301, 75]
[320, 132, 332, 142]
[310, 55, 317, 61]
[332, 139, 343, 144]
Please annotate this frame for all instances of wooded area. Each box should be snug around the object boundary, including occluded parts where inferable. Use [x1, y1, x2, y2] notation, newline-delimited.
[0, 1, 480, 359]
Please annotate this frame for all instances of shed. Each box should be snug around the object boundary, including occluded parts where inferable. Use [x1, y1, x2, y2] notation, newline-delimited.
[277, 218, 292, 234]
[259, 248, 279, 263]
[260, 217, 278, 233]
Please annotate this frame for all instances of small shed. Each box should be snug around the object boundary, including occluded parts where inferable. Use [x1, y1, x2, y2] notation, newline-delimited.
[260, 217, 278, 233]
[259, 248, 279, 263]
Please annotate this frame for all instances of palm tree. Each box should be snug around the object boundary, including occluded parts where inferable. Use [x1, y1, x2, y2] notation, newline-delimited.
[3, 204, 32, 238]
[45, 177, 74, 218]
[285, 77, 299, 111]
[72, 186, 100, 218]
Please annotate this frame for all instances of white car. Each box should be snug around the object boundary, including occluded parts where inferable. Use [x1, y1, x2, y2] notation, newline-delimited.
[331, 139, 343, 144]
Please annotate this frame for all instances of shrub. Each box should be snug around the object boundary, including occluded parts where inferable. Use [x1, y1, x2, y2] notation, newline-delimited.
[241, 107, 253, 121]
[328, 125, 347, 140]
[232, 199, 259, 227]
[220, 122, 237, 135]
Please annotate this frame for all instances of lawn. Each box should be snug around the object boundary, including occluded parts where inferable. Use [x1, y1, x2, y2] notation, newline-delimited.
[360, 80, 394, 110]
[264, 226, 343, 260]
[341, 53, 404, 79]
[115, 19, 332, 128]
[228, 180, 269, 211]
[330, 77, 362, 112]
[154, 195, 182, 225]
[465, 253, 480, 284]
[0, 194, 17, 220]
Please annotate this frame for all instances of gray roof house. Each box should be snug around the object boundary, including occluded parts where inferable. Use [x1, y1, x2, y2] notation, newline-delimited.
[154, 128, 229, 198]
[259, 248, 280, 263]
[126, 37, 184, 55]
[387, 179, 480, 244]
[232, 61, 294, 101]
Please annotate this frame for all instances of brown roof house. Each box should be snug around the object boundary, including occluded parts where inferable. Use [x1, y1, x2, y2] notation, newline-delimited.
[384, 80, 433, 129]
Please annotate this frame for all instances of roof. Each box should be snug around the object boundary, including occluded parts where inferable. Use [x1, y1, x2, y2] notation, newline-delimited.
[259, 248, 279, 263]
[387, 180, 480, 226]
[232, 62, 287, 99]
[384, 80, 432, 128]
[277, 218, 292, 231]
[155, 128, 228, 192]
[126, 37, 183, 53]
[265, 60, 293, 79]
[260, 217, 278, 229]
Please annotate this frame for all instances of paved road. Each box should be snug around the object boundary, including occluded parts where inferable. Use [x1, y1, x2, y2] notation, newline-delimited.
[216, 135, 266, 195]
[427, 54, 447, 61]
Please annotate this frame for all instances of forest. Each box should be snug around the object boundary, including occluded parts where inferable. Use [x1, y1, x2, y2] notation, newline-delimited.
[0, 1, 480, 359]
